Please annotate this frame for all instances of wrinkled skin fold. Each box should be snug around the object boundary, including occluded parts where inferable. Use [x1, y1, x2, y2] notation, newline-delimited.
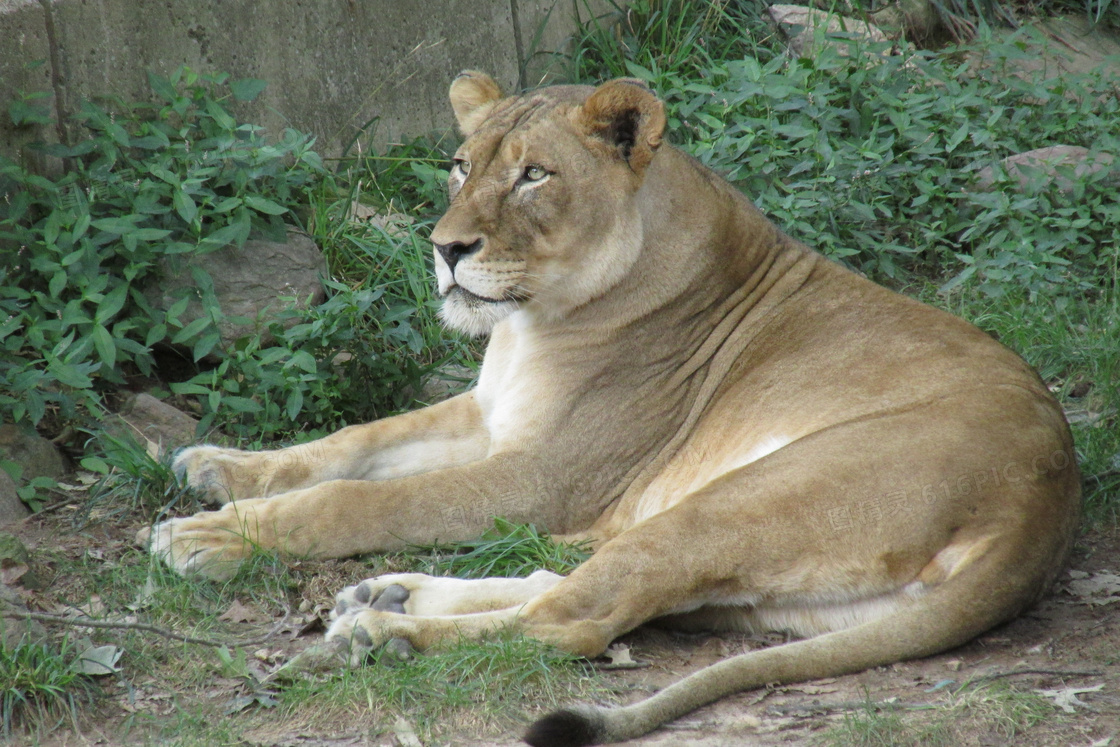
[140, 71, 1080, 747]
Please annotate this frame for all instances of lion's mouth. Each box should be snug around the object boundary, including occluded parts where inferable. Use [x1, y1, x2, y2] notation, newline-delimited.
[446, 284, 523, 305]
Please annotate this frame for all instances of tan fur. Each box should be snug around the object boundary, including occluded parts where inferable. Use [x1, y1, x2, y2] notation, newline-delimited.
[142, 73, 1080, 745]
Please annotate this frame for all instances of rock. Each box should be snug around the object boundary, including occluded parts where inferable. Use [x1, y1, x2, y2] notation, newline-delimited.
[769, 5, 891, 58]
[0, 581, 48, 649]
[975, 146, 1117, 194]
[111, 393, 201, 456]
[1018, 16, 1120, 80]
[349, 202, 415, 238]
[0, 470, 29, 525]
[0, 533, 49, 591]
[144, 226, 326, 350]
[865, 0, 940, 43]
[0, 424, 68, 484]
[417, 363, 475, 404]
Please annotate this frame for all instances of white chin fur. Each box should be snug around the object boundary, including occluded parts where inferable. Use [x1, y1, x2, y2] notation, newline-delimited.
[439, 293, 519, 337]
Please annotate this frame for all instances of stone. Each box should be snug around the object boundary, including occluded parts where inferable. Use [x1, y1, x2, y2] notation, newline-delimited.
[975, 146, 1117, 194]
[111, 393, 201, 456]
[0, 424, 68, 484]
[0, 469, 30, 526]
[769, 5, 891, 58]
[144, 227, 326, 350]
[864, 0, 940, 43]
[1, 581, 48, 649]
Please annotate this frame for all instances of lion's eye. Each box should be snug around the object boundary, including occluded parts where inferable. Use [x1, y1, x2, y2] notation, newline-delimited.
[523, 164, 548, 182]
[454, 159, 471, 176]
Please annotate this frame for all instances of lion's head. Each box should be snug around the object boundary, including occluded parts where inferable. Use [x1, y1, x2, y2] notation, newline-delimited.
[430, 72, 667, 336]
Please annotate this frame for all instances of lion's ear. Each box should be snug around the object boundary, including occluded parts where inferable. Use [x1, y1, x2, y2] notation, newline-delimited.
[450, 71, 503, 137]
[576, 78, 666, 174]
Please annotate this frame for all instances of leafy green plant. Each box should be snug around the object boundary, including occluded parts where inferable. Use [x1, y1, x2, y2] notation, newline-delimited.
[0, 459, 58, 513]
[0, 66, 323, 433]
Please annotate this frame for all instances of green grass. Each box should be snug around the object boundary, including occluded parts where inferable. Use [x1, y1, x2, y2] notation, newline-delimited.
[0, 638, 93, 739]
[279, 632, 602, 740]
[393, 518, 593, 579]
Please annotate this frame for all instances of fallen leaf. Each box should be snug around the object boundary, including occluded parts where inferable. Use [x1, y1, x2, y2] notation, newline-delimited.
[787, 682, 839, 695]
[606, 643, 634, 665]
[64, 596, 106, 619]
[597, 643, 650, 670]
[1067, 572, 1120, 605]
[127, 574, 159, 612]
[0, 562, 28, 585]
[219, 599, 266, 624]
[394, 716, 423, 747]
[1034, 684, 1104, 713]
[73, 644, 123, 675]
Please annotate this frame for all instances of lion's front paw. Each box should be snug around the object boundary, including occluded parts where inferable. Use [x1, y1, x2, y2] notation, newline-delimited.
[142, 500, 268, 580]
[174, 445, 264, 504]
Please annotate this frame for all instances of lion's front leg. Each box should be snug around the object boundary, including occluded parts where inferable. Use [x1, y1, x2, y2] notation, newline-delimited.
[174, 392, 489, 504]
[144, 452, 557, 580]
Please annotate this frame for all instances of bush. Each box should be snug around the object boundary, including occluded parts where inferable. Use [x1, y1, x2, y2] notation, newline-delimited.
[0, 67, 322, 430]
[1, 68, 465, 445]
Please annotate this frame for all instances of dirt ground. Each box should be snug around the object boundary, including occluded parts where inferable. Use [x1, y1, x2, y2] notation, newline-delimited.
[4, 506, 1119, 747]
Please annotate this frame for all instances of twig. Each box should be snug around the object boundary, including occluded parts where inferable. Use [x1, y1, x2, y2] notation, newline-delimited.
[963, 668, 1104, 686]
[2, 607, 293, 649]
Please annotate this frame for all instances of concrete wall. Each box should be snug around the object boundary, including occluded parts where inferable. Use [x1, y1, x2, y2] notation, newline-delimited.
[0, 0, 615, 166]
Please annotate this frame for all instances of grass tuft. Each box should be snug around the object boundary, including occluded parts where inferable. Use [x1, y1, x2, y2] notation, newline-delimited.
[395, 518, 593, 579]
[0, 639, 94, 739]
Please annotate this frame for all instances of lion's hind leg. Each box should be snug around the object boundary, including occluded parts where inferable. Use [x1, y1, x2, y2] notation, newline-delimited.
[323, 570, 564, 664]
[332, 570, 564, 618]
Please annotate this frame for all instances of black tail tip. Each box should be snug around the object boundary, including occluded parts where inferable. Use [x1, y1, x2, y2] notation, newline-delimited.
[524, 707, 602, 747]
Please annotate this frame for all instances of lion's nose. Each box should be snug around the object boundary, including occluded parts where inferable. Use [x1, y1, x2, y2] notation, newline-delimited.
[434, 239, 482, 274]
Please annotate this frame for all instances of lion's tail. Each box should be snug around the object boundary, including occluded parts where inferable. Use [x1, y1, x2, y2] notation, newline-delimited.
[523, 546, 1043, 747]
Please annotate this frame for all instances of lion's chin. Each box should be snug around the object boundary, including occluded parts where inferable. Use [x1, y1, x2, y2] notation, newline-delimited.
[439, 290, 519, 337]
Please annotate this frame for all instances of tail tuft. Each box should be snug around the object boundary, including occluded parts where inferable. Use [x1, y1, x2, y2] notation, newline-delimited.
[523, 706, 605, 747]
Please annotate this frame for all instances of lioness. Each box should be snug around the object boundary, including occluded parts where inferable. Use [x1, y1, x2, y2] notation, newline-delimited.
[144, 72, 1080, 746]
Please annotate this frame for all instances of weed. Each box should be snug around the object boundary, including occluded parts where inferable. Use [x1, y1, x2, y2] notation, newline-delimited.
[79, 429, 199, 521]
[948, 680, 1055, 738]
[817, 680, 1054, 747]
[818, 700, 950, 747]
